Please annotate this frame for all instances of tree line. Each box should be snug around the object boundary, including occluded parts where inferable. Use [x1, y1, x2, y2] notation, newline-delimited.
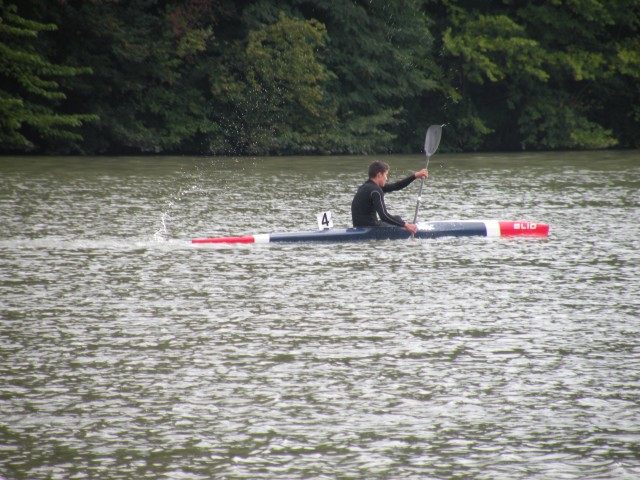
[1, 0, 639, 155]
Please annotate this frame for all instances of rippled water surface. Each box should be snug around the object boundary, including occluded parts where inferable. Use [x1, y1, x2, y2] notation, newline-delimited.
[1, 152, 639, 479]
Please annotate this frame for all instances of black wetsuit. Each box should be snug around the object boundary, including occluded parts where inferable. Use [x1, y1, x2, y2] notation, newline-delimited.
[351, 174, 417, 227]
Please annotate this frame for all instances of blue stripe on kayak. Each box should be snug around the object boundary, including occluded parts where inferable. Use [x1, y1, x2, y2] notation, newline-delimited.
[416, 222, 488, 239]
[268, 223, 488, 243]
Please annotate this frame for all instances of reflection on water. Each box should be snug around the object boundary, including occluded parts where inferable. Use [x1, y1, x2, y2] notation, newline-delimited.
[1, 152, 639, 479]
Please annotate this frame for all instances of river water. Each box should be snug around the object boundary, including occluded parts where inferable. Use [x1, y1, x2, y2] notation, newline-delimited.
[1, 151, 639, 479]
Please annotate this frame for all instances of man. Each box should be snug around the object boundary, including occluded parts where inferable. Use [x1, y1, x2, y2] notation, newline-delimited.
[351, 160, 428, 235]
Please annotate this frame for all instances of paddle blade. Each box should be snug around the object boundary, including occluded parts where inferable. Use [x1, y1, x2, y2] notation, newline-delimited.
[424, 124, 442, 157]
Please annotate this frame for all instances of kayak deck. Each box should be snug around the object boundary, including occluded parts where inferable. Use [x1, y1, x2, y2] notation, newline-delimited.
[192, 220, 549, 244]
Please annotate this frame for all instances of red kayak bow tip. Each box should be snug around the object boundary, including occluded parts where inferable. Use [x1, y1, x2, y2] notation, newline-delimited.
[498, 221, 549, 237]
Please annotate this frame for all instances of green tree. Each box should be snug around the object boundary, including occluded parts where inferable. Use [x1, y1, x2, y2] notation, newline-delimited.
[228, 0, 439, 154]
[29, 0, 222, 154]
[297, 0, 439, 153]
[428, 0, 640, 150]
[511, 1, 634, 150]
[208, 11, 337, 155]
[0, 1, 96, 152]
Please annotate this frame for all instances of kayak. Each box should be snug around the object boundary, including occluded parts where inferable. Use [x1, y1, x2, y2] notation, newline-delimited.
[192, 220, 549, 244]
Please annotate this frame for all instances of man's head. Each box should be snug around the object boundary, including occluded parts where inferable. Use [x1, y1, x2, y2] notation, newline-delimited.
[368, 160, 389, 186]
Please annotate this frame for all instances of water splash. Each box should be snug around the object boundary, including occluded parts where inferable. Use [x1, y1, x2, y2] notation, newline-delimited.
[154, 184, 202, 242]
[154, 211, 170, 242]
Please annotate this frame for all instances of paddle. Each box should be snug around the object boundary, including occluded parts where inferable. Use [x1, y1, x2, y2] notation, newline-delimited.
[412, 124, 442, 224]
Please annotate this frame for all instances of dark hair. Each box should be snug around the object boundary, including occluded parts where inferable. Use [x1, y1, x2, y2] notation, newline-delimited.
[368, 160, 389, 179]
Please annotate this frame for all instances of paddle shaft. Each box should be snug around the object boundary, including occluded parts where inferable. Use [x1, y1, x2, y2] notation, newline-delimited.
[412, 125, 442, 224]
[412, 155, 430, 224]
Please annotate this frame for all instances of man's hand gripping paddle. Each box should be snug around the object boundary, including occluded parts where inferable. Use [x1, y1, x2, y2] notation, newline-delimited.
[412, 124, 442, 224]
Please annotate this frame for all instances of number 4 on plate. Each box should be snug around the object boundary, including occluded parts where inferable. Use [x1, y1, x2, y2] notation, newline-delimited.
[317, 211, 333, 230]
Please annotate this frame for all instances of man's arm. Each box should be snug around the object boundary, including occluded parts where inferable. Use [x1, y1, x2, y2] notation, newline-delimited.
[383, 169, 427, 193]
[371, 190, 405, 227]
[382, 174, 417, 193]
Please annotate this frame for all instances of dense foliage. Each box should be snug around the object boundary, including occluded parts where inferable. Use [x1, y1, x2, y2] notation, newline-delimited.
[0, 1, 96, 151]
[1, 0, 638, 155]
